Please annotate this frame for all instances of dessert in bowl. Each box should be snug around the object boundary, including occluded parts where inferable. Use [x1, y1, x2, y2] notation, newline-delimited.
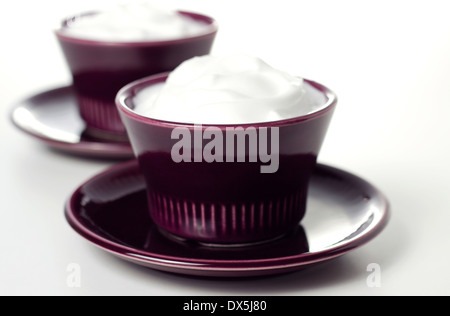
[116, 55, 337, 245]
[55, 3, 218, 140]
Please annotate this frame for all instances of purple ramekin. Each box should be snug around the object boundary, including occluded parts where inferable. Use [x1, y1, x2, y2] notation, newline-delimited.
[56, 11, 218, 141]
[116, 73, 337, 245]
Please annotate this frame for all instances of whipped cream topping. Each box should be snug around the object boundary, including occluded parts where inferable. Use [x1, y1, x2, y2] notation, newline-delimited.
[61, 2, 212, 42]
[133, 55, 328, 124]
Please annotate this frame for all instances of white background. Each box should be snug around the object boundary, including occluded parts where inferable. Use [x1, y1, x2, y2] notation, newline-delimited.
[1, 0, 450, 296]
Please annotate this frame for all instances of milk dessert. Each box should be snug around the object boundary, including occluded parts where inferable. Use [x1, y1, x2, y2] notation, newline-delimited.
[133, 55, 329, 124]
[60, 2, 214, 42]
[56, 2, 217, 138]
[116, 55, 337, 244]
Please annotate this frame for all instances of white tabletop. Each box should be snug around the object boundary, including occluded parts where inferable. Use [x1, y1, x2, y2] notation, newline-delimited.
[2, 0, 450, 296]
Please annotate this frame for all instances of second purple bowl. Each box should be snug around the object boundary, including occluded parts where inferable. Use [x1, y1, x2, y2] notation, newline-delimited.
[56, 11, 218, 140]
[116, 73, 337, 245]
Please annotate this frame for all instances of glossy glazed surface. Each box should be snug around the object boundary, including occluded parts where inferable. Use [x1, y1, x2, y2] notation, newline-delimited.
[65, 160, 389, 277]
[56, 11, 217, 136]
[10, 86, 133, 159]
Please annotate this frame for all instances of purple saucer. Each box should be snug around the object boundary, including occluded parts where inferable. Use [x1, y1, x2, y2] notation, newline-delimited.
[10, 86, 133, 159]
[65, 160, 389, 277]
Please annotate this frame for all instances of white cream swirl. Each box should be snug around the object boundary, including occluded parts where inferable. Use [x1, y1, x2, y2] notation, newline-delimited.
[61, 3, 212, 42]
[133, 55, 327, 124]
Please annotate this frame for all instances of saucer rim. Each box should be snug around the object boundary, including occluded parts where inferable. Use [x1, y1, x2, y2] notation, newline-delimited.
[10, 85, 133, 159]
[65, 160, 390, 274]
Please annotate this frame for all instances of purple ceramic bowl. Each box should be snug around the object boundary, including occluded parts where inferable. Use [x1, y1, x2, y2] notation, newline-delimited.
[116, 73, 337, 245]
[55, 10, 218, 140]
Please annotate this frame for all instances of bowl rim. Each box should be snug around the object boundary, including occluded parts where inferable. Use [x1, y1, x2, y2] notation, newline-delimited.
[116, 72, 338, 129]
[54, 10, 218, 47]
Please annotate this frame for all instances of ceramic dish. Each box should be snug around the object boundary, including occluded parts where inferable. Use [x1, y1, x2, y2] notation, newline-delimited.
[10, 86, 133, 159]
[56, 10, 218, 137]
[65, 160, 389, 277]
[116, 73, 337, 244]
